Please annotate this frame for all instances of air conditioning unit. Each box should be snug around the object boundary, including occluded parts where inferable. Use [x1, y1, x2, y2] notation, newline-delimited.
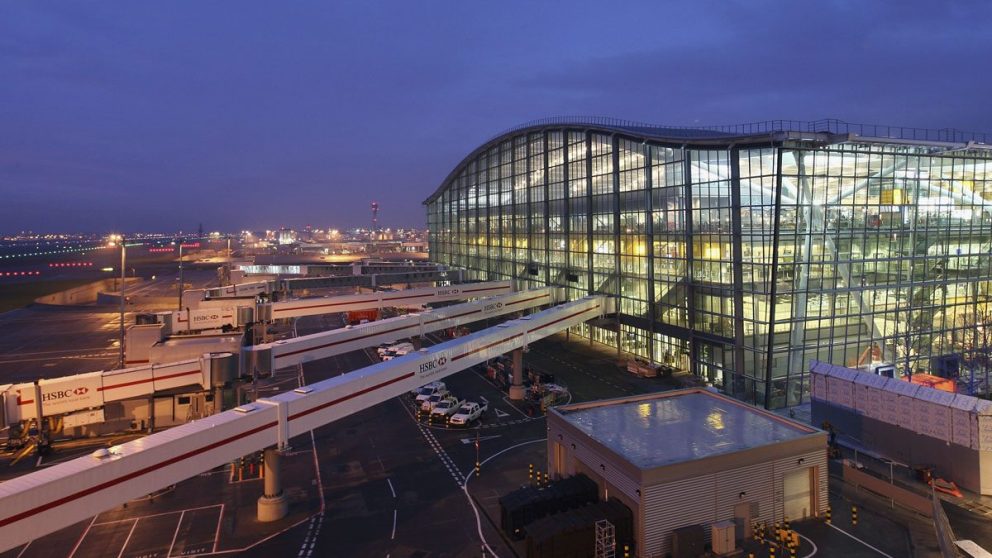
[711, 520, 736, 555]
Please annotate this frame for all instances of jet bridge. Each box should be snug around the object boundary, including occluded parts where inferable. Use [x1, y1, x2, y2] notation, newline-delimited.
[258, 280, 512, 321]
[244, 287, 557, 374]
[0, 295, 610, 551]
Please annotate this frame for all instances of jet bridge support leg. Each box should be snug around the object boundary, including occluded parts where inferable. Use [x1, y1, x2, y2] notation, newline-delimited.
[508, 347, 526, 400]
[257, 448, 288, 522]
[257, 398, 289, 522]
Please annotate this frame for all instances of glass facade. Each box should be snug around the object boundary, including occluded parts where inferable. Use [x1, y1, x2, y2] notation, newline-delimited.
[426, 121, 992, 408]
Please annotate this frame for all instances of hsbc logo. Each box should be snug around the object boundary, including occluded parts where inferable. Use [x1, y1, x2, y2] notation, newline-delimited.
[418, 356, 448, 377]
[483, 302, 503, 313]
[42, 386, 89, 402]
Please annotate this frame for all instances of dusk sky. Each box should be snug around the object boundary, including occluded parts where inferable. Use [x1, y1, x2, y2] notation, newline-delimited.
[2, 1, 989, 235]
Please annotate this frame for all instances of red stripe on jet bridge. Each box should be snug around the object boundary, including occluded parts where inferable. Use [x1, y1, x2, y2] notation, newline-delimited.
[460, 286, 510, 293]
[272, 285, 507, 314]
[274, 323, 420, 360]
[0, 368, 415, 529]
[288, 371, 415, 422]
[422, 309, 482, 325]
[504, 293, 550, 306]
[0, 419, 278, 530]
[526, 307, 599, 334]
[100, 369, 201, 392]
[448, 303, 597, 362]
[274, 293, 538, 360]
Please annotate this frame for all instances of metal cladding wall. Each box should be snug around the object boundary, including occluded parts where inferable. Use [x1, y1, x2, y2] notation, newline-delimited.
[639, 449, 826, 557]
[809, 360, 992, 494]
[547, 390, 826, 558]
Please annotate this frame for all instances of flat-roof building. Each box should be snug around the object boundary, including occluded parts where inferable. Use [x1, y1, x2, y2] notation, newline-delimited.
[547, 389, 827, 556]
[425, 118, 992, 408]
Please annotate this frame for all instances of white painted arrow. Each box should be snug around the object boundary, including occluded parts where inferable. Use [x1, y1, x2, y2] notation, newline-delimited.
[494, 409, 510, 418]
[460, 435, 502, 445]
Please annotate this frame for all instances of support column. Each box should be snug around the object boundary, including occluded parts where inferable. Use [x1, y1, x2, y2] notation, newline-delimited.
[508, 348, 526, 400]
[257, 448, 289, 522]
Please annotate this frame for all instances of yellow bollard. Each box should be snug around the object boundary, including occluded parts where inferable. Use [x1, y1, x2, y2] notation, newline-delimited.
[529, 464, 534, 485]
[784, 515, 790, 530]
[852, 504, 858, 526]
[623, 544, 629, 558]
[826, 505, 831, 524]
[770, 543, 776, 558]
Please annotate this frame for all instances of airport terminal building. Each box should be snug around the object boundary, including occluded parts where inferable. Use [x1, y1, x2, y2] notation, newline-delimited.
[424, 118, 992, 408]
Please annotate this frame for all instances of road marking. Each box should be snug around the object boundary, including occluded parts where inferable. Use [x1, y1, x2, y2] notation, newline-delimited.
[166, 510, 186, 558]
[14, 541, 30, 558]
[117, 518, 139, 558]
[91, 504, 220, 526]
[66, 514, 97, 558]
[387, 478, 396, 498]
[391, 509, 397, 540]
[462, 438, 547, 558]
[460, 435, 501, 445]
[796, 531, 819, 557]
[494, 409, 510, 418]
[212, 504, 225, 553]
[827, 522, 894, 558]
[501, 396, 531, 418]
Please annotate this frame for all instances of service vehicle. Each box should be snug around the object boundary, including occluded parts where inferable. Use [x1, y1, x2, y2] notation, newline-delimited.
[378, 341, 415, 360]
[421, 392, 453, 413]
[415, 384, 449, 405]
[382, 346, 413, 362]
[410, 381, 445, 397]
[449, 398, 489, 426]
[430, 396, 465, 420]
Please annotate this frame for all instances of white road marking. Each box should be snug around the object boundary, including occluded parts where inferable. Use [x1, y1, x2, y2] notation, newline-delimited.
[387, 478, 396, 498]
[462, 438, 547, 558]
[166, 510, 186, 557]
[797, 531, 819, 557]
[212, 504, 225, 553]
[460, 435, 501, 445]
[66, 514, 98, 558]
[391, 509, 397, 540]
[500, 396, 531, 418]
[117, 518, 139, 558]
[827, 522, 894, 558]
[494, 409, 510, 418]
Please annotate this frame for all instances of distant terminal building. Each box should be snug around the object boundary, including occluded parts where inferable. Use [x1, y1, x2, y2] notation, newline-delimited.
[547, 389, 826, 556]
[424, 117, 992, 408]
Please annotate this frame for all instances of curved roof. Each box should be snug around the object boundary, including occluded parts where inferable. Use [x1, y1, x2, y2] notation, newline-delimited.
[424, 117, 990, 205]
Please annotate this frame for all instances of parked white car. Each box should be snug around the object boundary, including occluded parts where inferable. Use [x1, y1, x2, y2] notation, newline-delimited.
[449, 398, 489, 426]
[415, 384, 448, 404]
[410, 381, 444, 397]
[380, 342, 415, 361]
[421, 392, 453, 413]
[430, 396, 465, 420]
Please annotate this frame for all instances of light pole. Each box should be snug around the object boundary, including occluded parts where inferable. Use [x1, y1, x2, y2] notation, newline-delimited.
[177, 240, 185, 311]
[113, 235, 126, 369]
